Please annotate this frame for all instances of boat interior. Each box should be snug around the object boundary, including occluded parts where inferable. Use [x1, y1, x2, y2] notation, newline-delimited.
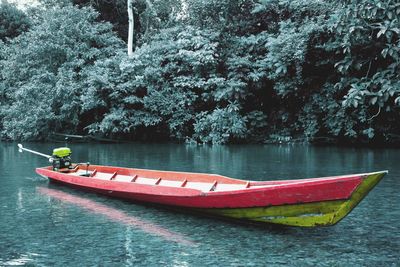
[58, 164, 253, 192]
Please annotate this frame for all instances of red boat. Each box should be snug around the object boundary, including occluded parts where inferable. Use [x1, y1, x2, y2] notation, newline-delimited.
[18, 144, 387, 227]
[35, 164, 387, 227]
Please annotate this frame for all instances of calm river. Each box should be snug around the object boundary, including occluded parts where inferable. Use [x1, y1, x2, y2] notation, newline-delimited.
[0, 142, 399, 266]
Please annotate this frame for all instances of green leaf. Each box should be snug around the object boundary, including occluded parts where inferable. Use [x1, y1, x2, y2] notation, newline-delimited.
[377, 28, 387, 38]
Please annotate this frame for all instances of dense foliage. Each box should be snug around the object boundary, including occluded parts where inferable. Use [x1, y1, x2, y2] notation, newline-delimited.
[0, 0, 399, 144]
[0, 4, 123, 139]
[0, 0, 30, 41]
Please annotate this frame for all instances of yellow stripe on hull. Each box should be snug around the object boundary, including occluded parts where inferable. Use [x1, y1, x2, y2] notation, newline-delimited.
[203, 171, 386, 227]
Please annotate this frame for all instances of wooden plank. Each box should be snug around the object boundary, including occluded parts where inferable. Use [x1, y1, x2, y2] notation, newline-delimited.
[181, 179, 187, 187]
[90, 169, 97, 177]
[209, 180, 218, 191]
[110, 171, 118, 180]
[131, 174, 138, 182]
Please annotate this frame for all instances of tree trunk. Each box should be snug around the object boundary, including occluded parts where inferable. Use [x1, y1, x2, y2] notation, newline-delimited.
[127, 0, 134, 57]
[145, 0, 156, 33]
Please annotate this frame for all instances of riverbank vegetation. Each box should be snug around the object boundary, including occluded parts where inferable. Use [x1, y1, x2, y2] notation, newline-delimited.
[1, 0, 399, 145]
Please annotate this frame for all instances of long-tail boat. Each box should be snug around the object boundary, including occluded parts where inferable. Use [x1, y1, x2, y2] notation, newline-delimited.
[18, 144, 388, 227]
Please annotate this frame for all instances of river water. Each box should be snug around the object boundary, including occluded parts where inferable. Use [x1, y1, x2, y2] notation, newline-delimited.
[0, 142, 399, 266]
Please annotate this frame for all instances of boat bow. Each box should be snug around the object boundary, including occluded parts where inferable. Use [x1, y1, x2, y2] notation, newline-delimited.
[204, 171, 387, 227]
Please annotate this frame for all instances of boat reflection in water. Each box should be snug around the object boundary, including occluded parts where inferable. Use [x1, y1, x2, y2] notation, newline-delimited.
[37, 187, 196, 246]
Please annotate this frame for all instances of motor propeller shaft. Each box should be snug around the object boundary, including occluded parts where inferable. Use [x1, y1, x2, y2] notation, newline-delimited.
[17, 144, 53, 161]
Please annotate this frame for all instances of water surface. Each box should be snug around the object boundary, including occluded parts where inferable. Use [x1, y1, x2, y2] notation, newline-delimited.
[0, 142, 399, 266]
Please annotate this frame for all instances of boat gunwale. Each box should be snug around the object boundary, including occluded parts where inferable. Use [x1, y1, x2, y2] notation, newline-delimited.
[35, 166, 386, 199]
[37, 165, 388, 186]
[37, 165, 388, 195]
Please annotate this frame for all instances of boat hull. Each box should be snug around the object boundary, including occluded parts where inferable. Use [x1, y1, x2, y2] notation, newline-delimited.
[36, 166, 387, 227]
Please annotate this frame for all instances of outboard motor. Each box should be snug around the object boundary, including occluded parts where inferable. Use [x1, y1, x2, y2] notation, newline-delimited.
[51, 147, 72, 171]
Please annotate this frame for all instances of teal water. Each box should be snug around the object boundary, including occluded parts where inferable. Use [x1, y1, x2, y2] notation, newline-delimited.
[0, 142, 399, 266]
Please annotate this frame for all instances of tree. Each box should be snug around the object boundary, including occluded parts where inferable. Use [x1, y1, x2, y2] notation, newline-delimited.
[0, 5, 123, 140]
[2, 0, 400, 144]
[329, 0, 400, 140]
[83, 26, 224, 141]
[0, 0, 31, 41]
